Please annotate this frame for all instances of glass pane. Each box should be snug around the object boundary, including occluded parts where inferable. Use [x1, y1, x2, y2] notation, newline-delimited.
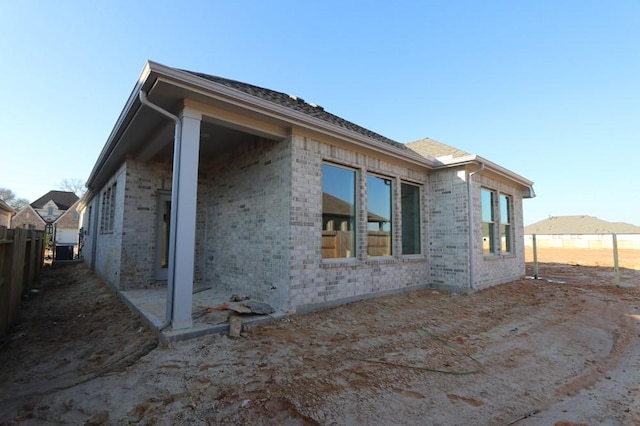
[401, 183, 421, 255]
[322, 164, 356, 258]
[501, 224, 511, 253]
[367, 174, 392, 256]
[483, 223, 494, 254]
[481, 189, 494, 222]
[500, 194, 511, 225]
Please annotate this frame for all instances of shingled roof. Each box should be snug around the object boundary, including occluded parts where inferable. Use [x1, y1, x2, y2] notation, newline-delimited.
[406, 138, 470, 159]
[0, 199, 14, 213]
[525, 215, 640, 235]
[31, 191, 79, 210]
[182, 70, 409, 152]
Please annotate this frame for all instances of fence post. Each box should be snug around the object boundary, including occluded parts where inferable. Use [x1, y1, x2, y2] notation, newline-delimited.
[612, 233, 620, 286]
[532, 234, 539, 279]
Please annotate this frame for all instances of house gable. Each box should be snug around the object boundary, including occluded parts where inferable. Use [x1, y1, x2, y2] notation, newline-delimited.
[11, 205, 46, 230]
[31, 190, 79, 211]
[29, 190, 79, 224]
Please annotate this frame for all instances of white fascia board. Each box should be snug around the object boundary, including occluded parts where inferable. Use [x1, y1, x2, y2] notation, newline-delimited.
[435, 154, 534, 188]
[147, 61, 437, 169]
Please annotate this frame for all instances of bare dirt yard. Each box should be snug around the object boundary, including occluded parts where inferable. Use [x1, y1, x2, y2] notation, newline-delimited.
[1, 255, 639, 425]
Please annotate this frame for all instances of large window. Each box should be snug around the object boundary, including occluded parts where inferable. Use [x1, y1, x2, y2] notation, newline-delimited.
[500, 194, 512, 253]
[322, 164, 356, 259]
[367, 174, 392, 257]
[482, 188, 513, 255]
[401, 183, 421, 255]
[481, 188, 496, 254]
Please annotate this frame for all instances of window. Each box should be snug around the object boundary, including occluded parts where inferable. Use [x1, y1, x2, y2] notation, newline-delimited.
[47, 207, 54, 216]
[481, 188, 496, 254]
[367, 174, 392, 257]
[401, 183, 421, 255]
[100, 183, 116, 234]
[322, 164, 356, 259]
[500, 194, 512, 253]
[482, 189, 514, 255]
[86, 206, 92, 236]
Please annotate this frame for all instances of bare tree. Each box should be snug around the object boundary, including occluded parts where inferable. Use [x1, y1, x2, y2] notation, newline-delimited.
[0, 187, 29, 210]
[58, 178, 86, 198]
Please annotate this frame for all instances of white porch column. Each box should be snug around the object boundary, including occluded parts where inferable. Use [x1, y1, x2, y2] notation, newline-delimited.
[169, 107, 201, 330]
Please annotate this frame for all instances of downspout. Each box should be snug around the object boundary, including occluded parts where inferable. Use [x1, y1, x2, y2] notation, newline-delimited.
[467, 162, 485, 290]
[139, 90, 181, 330]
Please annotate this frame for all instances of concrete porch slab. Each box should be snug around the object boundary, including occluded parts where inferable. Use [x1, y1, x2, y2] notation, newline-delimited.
[119, 287, 286, 342]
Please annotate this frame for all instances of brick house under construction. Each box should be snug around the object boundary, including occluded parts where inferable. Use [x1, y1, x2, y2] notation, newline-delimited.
[79, 61, 535, 330]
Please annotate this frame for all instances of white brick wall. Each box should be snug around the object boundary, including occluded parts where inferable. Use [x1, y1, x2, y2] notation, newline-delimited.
[472, 174, 526, 289]
[119, 158, 173, 290]
[82, 129, 526, 314]
[288, 134, 430, 311]
[427, 167, 470, 290]
[200, 137, 291, 310]
[91, 163, 127, 289]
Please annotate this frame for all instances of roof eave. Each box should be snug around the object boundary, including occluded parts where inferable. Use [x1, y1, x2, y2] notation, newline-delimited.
[435, 154, 535, 198]
[84, 62, 154, 196]
[147, 62, 438, 169]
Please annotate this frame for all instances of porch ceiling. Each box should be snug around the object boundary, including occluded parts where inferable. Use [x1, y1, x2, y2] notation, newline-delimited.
[137, 120, 265, 163]
[87, 75, 289, 192]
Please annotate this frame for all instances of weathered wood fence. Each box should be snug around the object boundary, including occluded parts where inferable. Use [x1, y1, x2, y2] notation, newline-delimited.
[322, 230, 391, 258]
[0, 226, 45, 336]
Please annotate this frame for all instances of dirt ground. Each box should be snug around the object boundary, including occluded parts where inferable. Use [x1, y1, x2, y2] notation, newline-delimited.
[1, 254, 639, 425]
[525, 246, 640, 270]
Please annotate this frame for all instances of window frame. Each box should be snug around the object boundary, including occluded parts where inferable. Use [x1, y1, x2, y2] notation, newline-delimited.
[400, 181, 421, 255]
[100, 182, 116, 234]
[321, 163, 357, 260]
[481, 187, 514, 256]
[366, 172, 393, 257]
[481, 188, 496, 255]
[499, 193, 512, 254]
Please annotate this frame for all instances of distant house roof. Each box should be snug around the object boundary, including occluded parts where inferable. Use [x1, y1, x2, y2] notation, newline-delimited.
[182, 70, 409, 152]
[323, 192, 388, 223]
[406, 138, 470, 160]
[31, 191, 79, 210]
[525, 215, 640, 235]
[0, 199, 14, 214]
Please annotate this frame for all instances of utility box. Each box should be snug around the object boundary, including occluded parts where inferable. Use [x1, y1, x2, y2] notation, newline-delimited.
[55, 245, 74, 261]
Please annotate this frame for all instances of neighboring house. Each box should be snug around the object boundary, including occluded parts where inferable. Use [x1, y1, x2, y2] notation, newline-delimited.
[79, 60, 535, 330]
[525, 215, 640, 250]
[11, 204, 46, 230]
[12, 191, 80, 257]
[0, 199, 14, 228]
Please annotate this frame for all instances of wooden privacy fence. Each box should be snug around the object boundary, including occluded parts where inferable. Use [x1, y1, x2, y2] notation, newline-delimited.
[322, 230, 391, 258]
[0, 226, 45, 336]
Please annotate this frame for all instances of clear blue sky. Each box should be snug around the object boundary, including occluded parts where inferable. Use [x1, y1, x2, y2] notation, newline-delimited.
[1, 1, 638, 226]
